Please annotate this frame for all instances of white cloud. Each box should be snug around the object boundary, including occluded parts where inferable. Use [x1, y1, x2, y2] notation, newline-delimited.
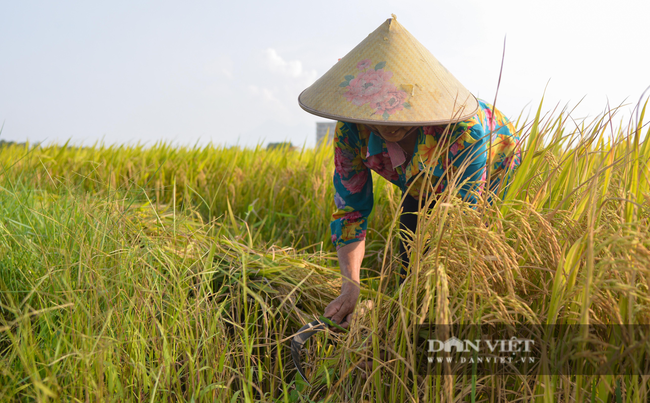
[205, 56, 234, 79]
[244, 50, 321, 128]
[263, 48, 317, 84]
[248, 84, 282, 105]
[221, 67, 233, 79]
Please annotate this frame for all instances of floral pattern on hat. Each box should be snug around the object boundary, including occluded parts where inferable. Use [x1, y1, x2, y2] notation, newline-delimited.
[340, 60, 412, 120]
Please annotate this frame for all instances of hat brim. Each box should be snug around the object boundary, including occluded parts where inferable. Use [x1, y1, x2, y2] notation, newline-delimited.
[299, 89, 479, 126]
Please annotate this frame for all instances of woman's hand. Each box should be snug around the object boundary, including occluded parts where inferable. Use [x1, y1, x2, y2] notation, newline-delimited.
[324, 286, 360, 329]
[324, 240, 365, 329]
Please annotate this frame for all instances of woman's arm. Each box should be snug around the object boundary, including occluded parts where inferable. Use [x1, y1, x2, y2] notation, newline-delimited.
[326, 121, 373, 328]
[323, 240, 365, 328]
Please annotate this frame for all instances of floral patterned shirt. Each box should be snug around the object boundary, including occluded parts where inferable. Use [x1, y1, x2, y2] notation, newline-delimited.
[330, 99, 521, 249]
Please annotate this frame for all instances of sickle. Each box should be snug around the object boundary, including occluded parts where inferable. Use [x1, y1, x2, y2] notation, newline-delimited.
[291, 319, 329, 386]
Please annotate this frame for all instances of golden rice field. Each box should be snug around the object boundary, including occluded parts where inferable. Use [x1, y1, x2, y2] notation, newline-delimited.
[1, 99, 650, 402]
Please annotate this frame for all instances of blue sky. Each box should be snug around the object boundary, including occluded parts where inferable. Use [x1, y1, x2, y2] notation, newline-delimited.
[1, 0, 648, 148]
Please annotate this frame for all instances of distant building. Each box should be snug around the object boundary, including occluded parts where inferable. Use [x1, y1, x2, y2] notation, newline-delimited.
[316, 122, 336, 145]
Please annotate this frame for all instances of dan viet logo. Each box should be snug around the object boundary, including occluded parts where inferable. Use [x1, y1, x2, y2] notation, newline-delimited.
[426, 336, 536, 365]
[419, 324, 650, 375]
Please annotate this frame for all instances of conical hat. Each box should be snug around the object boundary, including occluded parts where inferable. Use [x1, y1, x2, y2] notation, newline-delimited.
[299, 15, 479, 125]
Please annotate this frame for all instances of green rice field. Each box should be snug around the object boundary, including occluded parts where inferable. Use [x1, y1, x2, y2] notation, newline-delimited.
[1, 99, 650, 402]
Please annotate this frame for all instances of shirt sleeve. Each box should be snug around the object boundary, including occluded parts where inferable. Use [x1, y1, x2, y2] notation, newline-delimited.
[330, 121, 374, 250]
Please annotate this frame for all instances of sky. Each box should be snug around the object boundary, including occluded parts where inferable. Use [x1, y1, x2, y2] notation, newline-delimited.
[1, 0, 649, 148]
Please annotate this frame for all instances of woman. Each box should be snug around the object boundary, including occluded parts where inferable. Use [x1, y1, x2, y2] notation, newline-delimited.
[298, 16, 521, 328]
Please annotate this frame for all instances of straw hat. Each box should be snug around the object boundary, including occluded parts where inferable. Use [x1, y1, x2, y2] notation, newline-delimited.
[298, 15, 479, 125]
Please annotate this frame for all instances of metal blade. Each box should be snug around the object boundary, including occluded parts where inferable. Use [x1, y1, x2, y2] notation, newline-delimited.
[291, 319, 328, 386]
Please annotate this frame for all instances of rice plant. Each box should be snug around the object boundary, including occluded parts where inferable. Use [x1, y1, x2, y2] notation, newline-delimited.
[0, 98, 649, 402]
